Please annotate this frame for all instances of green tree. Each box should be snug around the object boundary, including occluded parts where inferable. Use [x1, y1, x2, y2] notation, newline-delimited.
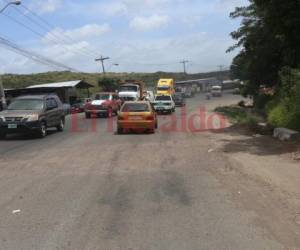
[229, 0, 300, 96]
[98, 77, 119, 92]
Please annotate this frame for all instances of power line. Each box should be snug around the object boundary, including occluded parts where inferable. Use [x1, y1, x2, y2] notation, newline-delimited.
[1, 1, 97, 59]
[17, 4, 98, 58]
[113, 58, 180, 66]
[0, 36, 79, 72]
[1, 11, 96, 60]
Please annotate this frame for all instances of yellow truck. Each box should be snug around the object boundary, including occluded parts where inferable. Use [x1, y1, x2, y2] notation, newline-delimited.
[156, 79, 175, 95]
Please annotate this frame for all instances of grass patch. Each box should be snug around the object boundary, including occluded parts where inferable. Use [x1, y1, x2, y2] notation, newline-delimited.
[215, 106, 264, 128]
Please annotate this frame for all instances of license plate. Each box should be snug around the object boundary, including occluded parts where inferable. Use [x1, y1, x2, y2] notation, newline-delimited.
[129, 116, 142, 120]
[8, 124, 17, 129]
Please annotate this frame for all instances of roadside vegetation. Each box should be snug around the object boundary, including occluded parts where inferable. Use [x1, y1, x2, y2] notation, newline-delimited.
[214, 105, 265, 133]
[229, 0, 300, 131]
[1, 70, 230, 90]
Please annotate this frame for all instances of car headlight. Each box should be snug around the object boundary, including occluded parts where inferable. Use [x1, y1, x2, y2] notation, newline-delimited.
[0, 116, 5, 122]
[23, 114, 39, 122]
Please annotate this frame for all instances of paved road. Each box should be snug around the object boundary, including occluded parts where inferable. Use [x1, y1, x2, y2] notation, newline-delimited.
[0, 93, 284, 250]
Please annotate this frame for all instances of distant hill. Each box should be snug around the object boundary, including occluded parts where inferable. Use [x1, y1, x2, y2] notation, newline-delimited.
[1, 70, 230, 91]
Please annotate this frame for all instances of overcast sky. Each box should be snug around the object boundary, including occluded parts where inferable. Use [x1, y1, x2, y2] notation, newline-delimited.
[0, 0, 249, 74]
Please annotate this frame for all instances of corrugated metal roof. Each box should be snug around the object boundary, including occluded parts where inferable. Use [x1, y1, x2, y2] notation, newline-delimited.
[176, 78, 217, 84]
[27, 80, 82, 89]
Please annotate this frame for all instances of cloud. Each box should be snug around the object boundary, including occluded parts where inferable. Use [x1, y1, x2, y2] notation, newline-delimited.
[0, 0, 243, 74]
[182, 15, 202, 27]
[42, 24, 111, 44]
[1, 32, 236, 74]
[77, 0, 185, 18]
[82, 2, 128, 17]
[99, 33, 236, 73]
[130, 15, 170, 31]
[42, 41, 91, 61]
[216, 0, 249, 11]
[124, 0, 172, 9]
[29, 0, 63, 14]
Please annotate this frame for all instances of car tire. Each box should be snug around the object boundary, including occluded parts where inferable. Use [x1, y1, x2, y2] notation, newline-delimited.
[117, 127, 123, 134]
[0, 132, 6, 140]
[37, 122, 47, 138]
[85, 113, 91, 119]
[155, 121, 158, 129]
[56, 118, 65, 132]
[149, 128, 155, 134]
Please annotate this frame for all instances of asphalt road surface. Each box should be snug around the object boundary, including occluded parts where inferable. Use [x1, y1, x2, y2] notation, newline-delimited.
[0, 93, 286, 249]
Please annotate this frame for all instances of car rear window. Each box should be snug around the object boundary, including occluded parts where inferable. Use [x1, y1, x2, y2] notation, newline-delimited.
[155, 96, 171, 101]
[95, 94, 110, 100]
[122, 103, 150, 112]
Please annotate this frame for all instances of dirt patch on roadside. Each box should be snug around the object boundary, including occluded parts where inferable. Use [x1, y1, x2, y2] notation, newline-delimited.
[219, 124, 300, 159]
[208, 154, 300, 248]
[205, 125, 300, 248]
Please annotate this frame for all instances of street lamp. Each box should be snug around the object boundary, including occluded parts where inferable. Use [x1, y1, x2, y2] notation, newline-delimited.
[0, 1, 21, 110]
[107, 63, 119, 72]
[0, 1, 21, 13]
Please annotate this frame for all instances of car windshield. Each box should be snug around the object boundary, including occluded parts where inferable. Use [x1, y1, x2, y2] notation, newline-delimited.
[157, 86, 170, 91]
[8, 99, 44, 111]
[119, 86, 138, 92]
[155, 96, 171, 101]
[95, 94, 110, 100]
[122, 103, 149, 112]
[173, 94, 182, 99]
[174, 97, 182, 101]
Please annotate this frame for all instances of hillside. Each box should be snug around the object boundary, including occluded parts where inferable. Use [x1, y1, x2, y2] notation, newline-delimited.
[1, 70, 230, 91]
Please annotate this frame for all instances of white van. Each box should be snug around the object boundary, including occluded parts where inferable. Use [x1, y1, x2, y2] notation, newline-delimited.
[211, 86, 223, 97]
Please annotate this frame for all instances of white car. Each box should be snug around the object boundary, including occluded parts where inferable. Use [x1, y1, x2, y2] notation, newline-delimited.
[152, 95, 175, 114]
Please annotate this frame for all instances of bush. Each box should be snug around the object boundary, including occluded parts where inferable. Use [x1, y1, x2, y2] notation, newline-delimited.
[215, 106, 263, 128]
[267, 68, 300, 131]
[267, 104, 289, 128]
[254, 93, 273, 111]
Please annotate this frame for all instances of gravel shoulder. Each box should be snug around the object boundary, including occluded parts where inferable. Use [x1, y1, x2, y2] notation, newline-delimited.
[203, 101, 300, 248]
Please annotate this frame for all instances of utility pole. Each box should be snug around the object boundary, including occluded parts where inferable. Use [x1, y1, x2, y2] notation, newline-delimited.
[218, 65, 224, 72]
[218, 65, 225, 86]
[0, 77, 6, 110]
[95, 56, 110, 75]
[180, 60, 189, 75]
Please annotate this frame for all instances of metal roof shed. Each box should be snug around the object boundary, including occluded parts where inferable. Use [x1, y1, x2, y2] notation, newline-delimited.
[26, 80, 93, 104]
[27, 80, 93, 89]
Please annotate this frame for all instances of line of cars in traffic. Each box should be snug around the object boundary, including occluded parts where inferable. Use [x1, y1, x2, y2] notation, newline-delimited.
[0, 78, 191, 138]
